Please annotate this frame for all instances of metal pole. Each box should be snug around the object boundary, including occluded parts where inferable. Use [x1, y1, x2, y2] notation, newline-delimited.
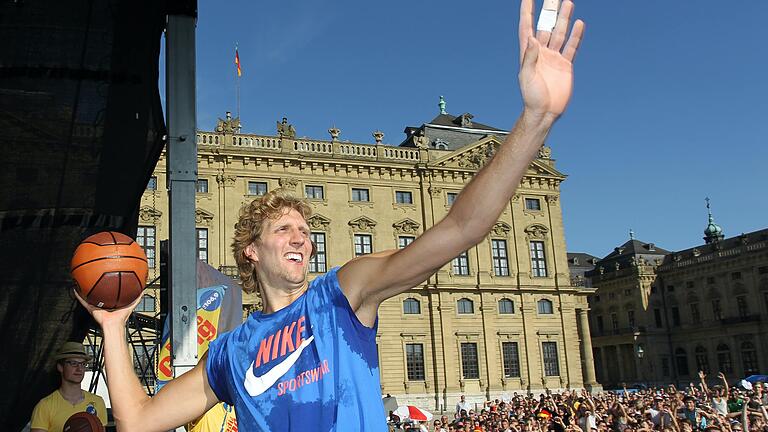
[165, 13, 198, 377]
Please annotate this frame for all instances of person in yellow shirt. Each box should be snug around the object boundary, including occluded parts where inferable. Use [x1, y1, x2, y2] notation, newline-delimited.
[187, 402, 237, 432]
[30, 341, 107, 432]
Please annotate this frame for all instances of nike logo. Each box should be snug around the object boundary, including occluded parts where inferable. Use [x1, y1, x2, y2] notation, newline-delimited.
[244, 335, 315, 396]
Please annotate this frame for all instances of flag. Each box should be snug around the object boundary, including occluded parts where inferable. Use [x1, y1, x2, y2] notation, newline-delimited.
[235, 48, 242, 77]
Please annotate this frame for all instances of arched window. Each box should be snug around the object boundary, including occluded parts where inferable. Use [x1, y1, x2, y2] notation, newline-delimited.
[695, 346, 709, 373]
[675, 348, 689, 376]
[403, 298, 420, 315]
[498, 299, 515, 314]
[457, 298, 474, 314]
[136, 294, 156, 313]
[717, 344, 732, 373]
[742, 342, 759, 376]
[537, 299, 554, 315]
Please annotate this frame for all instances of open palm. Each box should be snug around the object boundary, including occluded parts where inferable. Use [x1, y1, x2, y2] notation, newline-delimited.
[518, 0, 584, 117]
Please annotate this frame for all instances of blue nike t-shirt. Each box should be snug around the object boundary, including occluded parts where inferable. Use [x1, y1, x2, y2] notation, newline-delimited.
[206, 267, 386, 431]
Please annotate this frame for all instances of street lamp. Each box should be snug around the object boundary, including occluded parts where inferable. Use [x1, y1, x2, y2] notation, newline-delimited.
[636, 344, 645, 388]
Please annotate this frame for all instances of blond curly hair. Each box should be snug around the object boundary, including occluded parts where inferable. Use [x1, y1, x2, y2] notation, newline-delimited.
[231, 189, 313, 294]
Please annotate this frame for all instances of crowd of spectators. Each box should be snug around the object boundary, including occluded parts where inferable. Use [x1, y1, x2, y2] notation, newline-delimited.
[389, 372, 768, 432]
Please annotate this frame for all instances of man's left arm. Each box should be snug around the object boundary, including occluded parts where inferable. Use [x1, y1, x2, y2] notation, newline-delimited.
[338, 0, 585, 327]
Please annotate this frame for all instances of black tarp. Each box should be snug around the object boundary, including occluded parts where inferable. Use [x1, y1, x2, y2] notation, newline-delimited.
[0, 0, 173, 429]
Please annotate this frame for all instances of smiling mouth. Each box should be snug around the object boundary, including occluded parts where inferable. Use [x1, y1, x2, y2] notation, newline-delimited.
[285, 252, 303, 264]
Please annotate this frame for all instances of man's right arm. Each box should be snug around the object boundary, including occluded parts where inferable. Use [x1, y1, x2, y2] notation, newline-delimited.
[76, 293, 219, 431]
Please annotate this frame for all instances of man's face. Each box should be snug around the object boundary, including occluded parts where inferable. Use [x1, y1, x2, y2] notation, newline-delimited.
[685, 400, 695, 411]
[246, 208, 312, 289]
[58, 357, 88, 385]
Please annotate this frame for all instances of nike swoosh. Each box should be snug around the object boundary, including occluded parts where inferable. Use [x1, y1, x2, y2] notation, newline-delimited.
[243, 335, 315, 397]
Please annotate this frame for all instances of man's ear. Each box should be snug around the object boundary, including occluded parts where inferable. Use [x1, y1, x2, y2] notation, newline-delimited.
[244, 243, 259, 263]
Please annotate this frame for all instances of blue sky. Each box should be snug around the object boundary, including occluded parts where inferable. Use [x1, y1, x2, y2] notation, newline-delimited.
[184, 0, 768, 258]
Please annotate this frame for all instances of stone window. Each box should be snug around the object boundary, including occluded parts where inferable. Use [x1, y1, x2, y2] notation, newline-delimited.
[403, 298, 420, 315]
[406, 343, 425, 381]
[460, 342, 479, 379]
[675, 348, 689, 376]
[309, 233, 326, 273]
[353, 234, 372, 257]
[457, 298, 474, 314]
[538, 299, 554, 315]
[742, 342, 759, 376]
[452, 251, 470, 276]
[491, 239, 510, 277]
[498, 299, 514, 314]
[398, 236, 415, 249]
[196, 179, 208, 193]
[530, 241, 547, 277]
[196, 228, 208, 262]
[695, 346, 709, 373]
[525, 198, 541, 211]
[542, 341, 560, 376]
[136, 294, 156, 313]
[147, 176, 157, 190]
[502, 342, 521, 378]
[395, 191, 413, 204]
[305, 185, 324, 200]
[136, 226, 156, 268]
[446, 192, 458, 206]
[717, 344, 732, 373]
[248, 181, 267, 196]
[351, 188, 370, 202]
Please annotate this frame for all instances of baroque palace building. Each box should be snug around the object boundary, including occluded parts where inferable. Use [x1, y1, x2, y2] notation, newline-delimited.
[587, 207, 768, 389]
[137, 107, 599, 410]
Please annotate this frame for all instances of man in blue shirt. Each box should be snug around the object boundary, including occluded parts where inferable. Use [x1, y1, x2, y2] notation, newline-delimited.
[76, 1, 586, 430]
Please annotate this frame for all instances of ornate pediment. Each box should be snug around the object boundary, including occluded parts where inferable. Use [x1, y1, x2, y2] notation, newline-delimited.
[430, 137, 565, 179]
[431, 137, 501, 169]
[393, 218, 420, 235]
[307, 213, 331, 231]
[195, 208, 215, 226]
[491, 222, 512, 237]
[524, 223, 549, 240]
[139, 206, 163, 224]
[349, 216, 377, 232]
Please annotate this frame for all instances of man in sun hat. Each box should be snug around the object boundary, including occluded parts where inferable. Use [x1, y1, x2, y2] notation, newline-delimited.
[29, 341, 107, 432]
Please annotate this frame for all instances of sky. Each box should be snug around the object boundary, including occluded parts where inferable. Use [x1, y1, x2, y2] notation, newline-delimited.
[179, 0, 768, 258]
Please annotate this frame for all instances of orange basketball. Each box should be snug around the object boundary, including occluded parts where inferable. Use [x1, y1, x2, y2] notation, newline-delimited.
[71, 231, 148, 309]
[64, 412, 105, 432]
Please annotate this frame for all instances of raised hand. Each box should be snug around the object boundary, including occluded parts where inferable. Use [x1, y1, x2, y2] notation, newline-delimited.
[699, 371, 707, 380]
[74, 288, 142, 328]
[519, 0, 585, 118]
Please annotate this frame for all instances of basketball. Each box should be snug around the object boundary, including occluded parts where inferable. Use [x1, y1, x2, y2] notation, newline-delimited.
[63, 412, 105, 432]
[71, 231, 148, 309]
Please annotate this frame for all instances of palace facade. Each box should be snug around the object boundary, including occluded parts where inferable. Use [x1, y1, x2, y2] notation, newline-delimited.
[138, 109, 598, 409]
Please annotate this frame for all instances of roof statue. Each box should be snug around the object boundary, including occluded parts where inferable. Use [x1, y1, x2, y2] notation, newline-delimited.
[277, 117, 296, 138]
[438, 95, 447, 115]
[216, 111, 241, 134]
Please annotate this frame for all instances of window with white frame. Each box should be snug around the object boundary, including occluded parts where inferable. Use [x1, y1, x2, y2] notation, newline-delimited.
[446, 192, 458, 206]
[136, 226, 156, 268]
[248, 181, 268, 196]
[354, 234, 372, 256]
[542, 341, 560, 376]
[351, 188, 370, 202]
[305, 185, 324, 200]
[309, 232, 327, 273]
[525, 198, 541, 211]
[406, 343, 425, 381]
[498, 298, 515, 314]
[196, 179, 208, 193]
[452, 251, 470, 275]
[457, 298, 474, 314]
[395, 191, 413, 204]
[403, 298, 420, 314]
[461, 342, 480, 379]
[136, 294, 156, 313]
[538, 299, 554, 314]
[398, 236, 415, 249]
[502, 341, 521, 377]
[530, 241, 547, 277]
[196, 228, 208, 262]
[492, 239, 510, 276]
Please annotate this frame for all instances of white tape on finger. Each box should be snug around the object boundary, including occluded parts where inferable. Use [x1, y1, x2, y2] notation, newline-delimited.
[536, 9, 557, 32]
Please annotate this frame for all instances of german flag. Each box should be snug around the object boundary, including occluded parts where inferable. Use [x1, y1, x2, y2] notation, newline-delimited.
[537, 409, 552, 420]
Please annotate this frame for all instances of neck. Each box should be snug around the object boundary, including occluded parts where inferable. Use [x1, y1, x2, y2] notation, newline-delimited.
[258, 280, 308, 314]
[59, 380, 84, 403]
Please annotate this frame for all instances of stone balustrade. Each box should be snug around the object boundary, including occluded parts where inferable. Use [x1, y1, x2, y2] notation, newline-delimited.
[196, 131, 424, 163]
